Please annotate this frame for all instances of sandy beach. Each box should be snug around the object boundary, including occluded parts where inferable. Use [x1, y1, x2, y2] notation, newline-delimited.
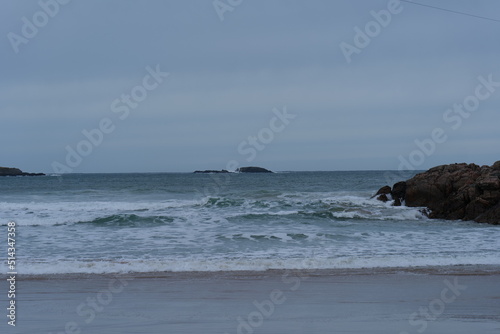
[4, 0, 500, 333]
[1, 266, 499, 334]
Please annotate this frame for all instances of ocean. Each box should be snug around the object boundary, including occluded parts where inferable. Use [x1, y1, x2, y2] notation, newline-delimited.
[1, 171, 500, 275]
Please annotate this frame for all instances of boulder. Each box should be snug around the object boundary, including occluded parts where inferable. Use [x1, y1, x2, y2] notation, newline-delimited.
[391, 181, 406, 206]
[372, 185, 391, 202]
[376, 161, 500, 224]
[377, 194, 390, 202]
[374, 185, 391, 196]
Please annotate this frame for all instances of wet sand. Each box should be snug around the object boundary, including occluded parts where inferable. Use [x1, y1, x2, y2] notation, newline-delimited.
[1, 267, 499, 334]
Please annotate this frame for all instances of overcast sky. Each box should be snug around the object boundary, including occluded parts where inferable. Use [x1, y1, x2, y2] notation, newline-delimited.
[1, 0, 499, 173]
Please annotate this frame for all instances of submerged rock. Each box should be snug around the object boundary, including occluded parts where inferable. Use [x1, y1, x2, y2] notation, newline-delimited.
[377, 194, 390, 202]
[375, 161, 500, 224]
[236, 167, 273, 173]
[372, 185, 391, 202]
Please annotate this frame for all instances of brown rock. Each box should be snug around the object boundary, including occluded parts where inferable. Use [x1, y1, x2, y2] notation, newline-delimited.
[377, 161, 500, 224]
[375, 186, 392, 195]
[377, 194, 389, 202]
[391, 181, 406, 205]
[475, 203, 500, 224]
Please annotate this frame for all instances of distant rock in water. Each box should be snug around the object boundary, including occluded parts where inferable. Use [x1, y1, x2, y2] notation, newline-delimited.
[375, 161, 500, 224]
[0, 167, 45, 176]
[236, 167, 273, 173]
[194, 170, 230, 174]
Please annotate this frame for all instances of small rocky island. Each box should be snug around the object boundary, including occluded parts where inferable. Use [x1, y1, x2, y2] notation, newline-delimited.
[237, 167, 273, 173]
[0, 167, 45, 176]
[194, 170, 230, 174]
[375, 161, 500, 225]
[194, 167, 273, 174]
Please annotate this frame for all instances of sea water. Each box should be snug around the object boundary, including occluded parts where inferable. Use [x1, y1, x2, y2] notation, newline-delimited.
[1, 171, 499, 274]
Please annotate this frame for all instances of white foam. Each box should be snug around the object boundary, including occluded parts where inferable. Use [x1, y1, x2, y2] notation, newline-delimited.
[3, 189, 499, 276]
[0, 199, 200, 226]
[5, 253, 500, 275]
[0, 192, 428, 226]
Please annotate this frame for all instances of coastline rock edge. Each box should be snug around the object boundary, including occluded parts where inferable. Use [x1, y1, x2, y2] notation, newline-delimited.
[0, 167, 45, 177]
[376, 161, 500, 225]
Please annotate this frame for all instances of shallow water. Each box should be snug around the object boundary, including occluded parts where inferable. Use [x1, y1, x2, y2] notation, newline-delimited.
[1, 171, 499, 274]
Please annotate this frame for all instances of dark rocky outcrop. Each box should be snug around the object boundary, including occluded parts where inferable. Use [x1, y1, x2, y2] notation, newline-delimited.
[194, 170, 230, 174]
[371, 185, 391, 202]
[0, 167, 45, 176]
[236, 167, 273, 173]
[374, 185, 391, 196]
[375, 161, 500, 224]
[391, 181, 407, 207]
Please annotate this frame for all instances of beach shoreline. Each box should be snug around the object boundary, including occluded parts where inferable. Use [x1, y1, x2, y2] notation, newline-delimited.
[2, 265, 499, 334]
[3, 264, 500, 281]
